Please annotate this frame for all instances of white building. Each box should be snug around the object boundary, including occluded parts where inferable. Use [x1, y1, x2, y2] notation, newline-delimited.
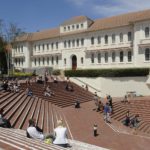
[12, 9, 150, 71]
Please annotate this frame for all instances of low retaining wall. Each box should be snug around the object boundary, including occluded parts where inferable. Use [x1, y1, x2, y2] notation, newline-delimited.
[70, 76, 150, 97]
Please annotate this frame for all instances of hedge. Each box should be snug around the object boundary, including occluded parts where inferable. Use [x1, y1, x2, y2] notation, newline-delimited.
[64, 68, 150, 77]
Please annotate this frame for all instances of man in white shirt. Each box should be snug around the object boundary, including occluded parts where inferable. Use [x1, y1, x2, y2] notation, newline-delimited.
[27, 119, 54, 141]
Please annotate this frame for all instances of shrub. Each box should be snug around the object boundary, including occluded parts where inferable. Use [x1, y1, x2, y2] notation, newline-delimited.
[65, 68, 149, 77]
[13, 72, 33, 77]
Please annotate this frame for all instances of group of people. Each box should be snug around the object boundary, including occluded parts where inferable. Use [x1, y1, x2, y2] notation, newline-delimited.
[1, 79, 20, 93]
[123, 110, 140, 129]
[44, 85, 55, 97]
[27, 119, 69, 148]
[93, 93, 113, 123]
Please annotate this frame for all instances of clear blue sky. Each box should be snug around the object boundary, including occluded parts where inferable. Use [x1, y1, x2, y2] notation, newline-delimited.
[0, 0, 150, 32]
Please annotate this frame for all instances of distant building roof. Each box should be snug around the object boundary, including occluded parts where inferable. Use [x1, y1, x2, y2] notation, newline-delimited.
[15, 9, 150, 42]
[60, 16, 93, 26]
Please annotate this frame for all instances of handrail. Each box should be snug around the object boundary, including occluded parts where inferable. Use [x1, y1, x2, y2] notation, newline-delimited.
[72, 77, 101, 93]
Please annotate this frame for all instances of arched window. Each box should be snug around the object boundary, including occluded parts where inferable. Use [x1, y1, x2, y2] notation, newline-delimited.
[105, 52, 108, 63]
[98, 53, 101, 63]
[120, 51, 124, 62]
[91, 53, 94, 63]
[105, 35, 108, 44]
[112, 34, 116, 43]
[91, 37, 94, 45]
[128, 51, 132, 62]
[145, 27, 149, 38]
[145, 48, 150, 61]
[112, 51, 116, 62]
[120, 33, 123, 42]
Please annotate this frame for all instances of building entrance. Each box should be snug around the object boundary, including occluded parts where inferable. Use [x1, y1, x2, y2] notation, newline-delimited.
[72, 55, 77, 70]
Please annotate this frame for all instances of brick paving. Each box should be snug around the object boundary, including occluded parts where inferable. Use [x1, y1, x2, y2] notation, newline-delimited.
[63, 100, 150, 150]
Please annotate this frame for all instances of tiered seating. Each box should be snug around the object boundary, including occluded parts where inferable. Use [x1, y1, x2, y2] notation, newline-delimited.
[111, 99, 150, 134]
[20, 81, 94, 108]
[0, 91, 72, 136]
[0, 127, 69, 150]
[0, 127, 107, 150]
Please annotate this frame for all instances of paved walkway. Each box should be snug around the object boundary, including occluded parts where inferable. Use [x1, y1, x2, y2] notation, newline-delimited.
[63, 100, 150, 150]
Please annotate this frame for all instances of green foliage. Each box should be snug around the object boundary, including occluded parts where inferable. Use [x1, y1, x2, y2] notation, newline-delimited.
[13, 72, 33, 77]
[65, 68, 149, 77]
[52, 69, 61, 76]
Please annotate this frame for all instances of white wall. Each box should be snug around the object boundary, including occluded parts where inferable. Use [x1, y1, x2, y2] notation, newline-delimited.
[70, 76, 150, 97]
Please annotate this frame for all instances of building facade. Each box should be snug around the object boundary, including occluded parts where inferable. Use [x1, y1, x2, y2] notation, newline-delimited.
[12, 9, 150, 71]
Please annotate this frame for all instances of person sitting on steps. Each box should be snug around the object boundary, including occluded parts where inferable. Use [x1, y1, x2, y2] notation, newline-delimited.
[27, 119, 54, 141]
[53, 120, 70, 148]
[0, 108, 12, 128]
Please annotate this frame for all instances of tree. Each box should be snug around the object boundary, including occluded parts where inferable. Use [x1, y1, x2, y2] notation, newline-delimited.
[0, 20, 25, 75]
[0, 36, 7, 74]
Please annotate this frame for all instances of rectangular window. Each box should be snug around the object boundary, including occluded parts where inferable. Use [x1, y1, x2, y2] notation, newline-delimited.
[47, 57, 49, 65]
[112, 34, 116, 43]
[64, 41, 67, 48]
[76, 39, 79, 47]
[81, 38, 84, 46]
[81, 57, 84, 64]
[98, 53, 101, 63]
[42, 44, 45, 50]
[105, 52, 108, 63]
[56, 56, 59, 64]
[51, 43, 54, 50]
[81, 24, 84, 28]
[112, 52, 116, 62]
[47, 44, 49, 50]
[91, 53, 94, 63]
[97, 36, 101, 44]
[64, 27, 66, 31]
[128, 32, 132, 41]
[145, 48, 150, 61]
[56, 42, 58, 49]
[72, 40, 75, 47]
[128, 51, 132, 62]
[64, 58, 66, 65]
[120, 51, 124, 62]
